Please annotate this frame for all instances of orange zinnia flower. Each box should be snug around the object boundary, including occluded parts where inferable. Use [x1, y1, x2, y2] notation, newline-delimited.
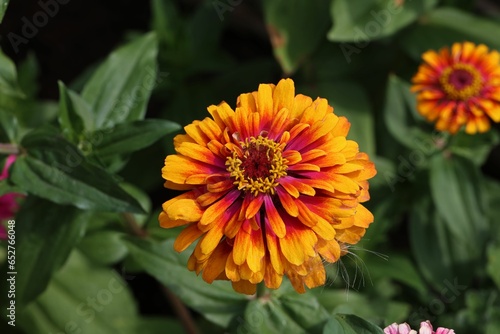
[159, 79, 376, 294]
[411, 42, 500, 134]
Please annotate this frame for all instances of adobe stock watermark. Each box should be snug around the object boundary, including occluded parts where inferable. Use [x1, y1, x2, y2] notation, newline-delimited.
[212, 0, 243, 21]
[8, 0, 71, 54]
[408, 278, 467, 325]
[384, 130, 446, 192]
[48, 269, 135, 334]
[339, 0, 410, 64]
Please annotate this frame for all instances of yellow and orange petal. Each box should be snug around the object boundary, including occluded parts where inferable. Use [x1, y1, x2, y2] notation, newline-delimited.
[159, 78, 377, 294]
[411, 41, 500, 134]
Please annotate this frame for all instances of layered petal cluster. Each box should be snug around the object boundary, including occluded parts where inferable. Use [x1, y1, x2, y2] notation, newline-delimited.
[412, 42, 500, 134]
[159, 79, 376, 294]
[384, 321, 455, 334]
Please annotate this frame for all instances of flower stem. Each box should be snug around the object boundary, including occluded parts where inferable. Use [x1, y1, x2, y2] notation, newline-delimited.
[256, 282, 268, 298]
[0, 143, 19, 155]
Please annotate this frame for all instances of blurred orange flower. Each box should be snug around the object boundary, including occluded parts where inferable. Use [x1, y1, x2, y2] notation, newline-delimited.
[159, 79, 376, 294]
[412, 42, 500, 134]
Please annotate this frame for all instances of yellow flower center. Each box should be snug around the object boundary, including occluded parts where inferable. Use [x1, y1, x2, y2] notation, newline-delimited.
[439, 63, 483, 100]
[226, 135, 288, 196]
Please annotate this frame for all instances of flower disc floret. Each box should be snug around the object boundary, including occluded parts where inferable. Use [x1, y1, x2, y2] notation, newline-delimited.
[226, 135, 288, 196]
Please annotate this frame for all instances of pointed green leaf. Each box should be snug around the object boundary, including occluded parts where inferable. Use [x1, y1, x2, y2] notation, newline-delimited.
[429, 154, 488, 242]
[10, 127, 144, 213]
[58, 81, 94, 142]
[0, 0, 9, 23]
[15, 197, 88, 306]
[88, 119, 180, 158]
[81, 32, 158, 129]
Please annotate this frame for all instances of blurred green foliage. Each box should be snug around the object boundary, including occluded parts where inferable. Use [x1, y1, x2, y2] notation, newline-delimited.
[1, 0, 500, 333]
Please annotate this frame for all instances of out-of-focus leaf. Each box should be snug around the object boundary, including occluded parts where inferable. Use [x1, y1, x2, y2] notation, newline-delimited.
[78, 231, 128, 266]
[328, 0, 437, 42]
[230, 288, 329, 334]
[383, 75, 438, 151]
[88, 119, 180, 158]
[449, 130, 499, 166]
[81, 32, 158, 129]
[323, 314, 384, 334]
[17, 52, 39, 98]
[410, 196, 477, 290]
[367, 254, 427, 296]
[0, 48, 22, 97]
[58, 81, 94, 142]
[15, 197, 87, 307]
[123, 237, 248, 327]
[19, 251, 138, 334]
[0, 0, 9, 23]
[134, 317, 184, 334]
[301, 81, 375, 157]
[151, 0, 180, 48]
[10, 127, 144, 213]
[400, 7, 500, 60]
[430, 154, 488, 242]
[487, 245, 500, 290]
[263, 0, 331, 74]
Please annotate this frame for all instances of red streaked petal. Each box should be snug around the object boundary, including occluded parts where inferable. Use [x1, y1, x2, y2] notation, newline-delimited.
[277, 187, 299, 217]
[200, 190, 240, 225]
[264, 196, 286, 238]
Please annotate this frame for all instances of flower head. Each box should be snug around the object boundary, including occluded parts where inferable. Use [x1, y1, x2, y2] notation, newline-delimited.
[0, 155, 23, 239]
[411, 42, 500, 134]
[384, 323, 416, 334]
[159, 79, 376, 294]
[384, 321, 455, 334]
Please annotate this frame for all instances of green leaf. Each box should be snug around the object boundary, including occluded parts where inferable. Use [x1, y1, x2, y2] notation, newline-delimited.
[300, 81, 375, 157]
[429, 154, 488, 242]
[449, 130, 499, 166]
[487, 245, 500, 290]
[323, 314, 384, 334]
[151, 0, 180, 48]
[123, 237, 248, 327]
[19, 251, 138, 334]
[409, 196, 477, 290]
[81, 32, 158, 129]
[0, 48, 22, 97]
[15, 197, 88, 307]
[88, 119, 180, 158]
[367, 253, 427, 296]
[10, 127, 144, 213]
[263, 0, 331, 74]
[17, 52, 39, 98]
[232, 289, 329, 334]
[401, 7, 500, 61]
[78, 231, 128, 266]
[0, 0, 9, 23]
[383, 75, 438, 151]
[328, 0, 437, 42]
[58, 81, 94, 142]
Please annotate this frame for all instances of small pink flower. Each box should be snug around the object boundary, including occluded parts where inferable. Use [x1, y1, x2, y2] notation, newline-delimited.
[384, 323, 417, 334]
[0, 155, 23, 239]
[385, 321, 455, 334]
